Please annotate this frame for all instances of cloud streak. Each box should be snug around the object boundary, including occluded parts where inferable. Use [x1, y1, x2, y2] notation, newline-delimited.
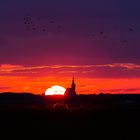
[0, 63, 140, 78]
[0, 64, 93, 72]
[1, 63, 140, 72]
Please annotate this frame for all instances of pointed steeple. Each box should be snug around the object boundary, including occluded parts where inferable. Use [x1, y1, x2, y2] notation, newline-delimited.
[72, 77, 75, 85]
[71, 77, 76, 91]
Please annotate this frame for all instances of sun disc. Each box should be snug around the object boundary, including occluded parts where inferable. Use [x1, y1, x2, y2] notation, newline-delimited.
[45, 85, 66, 95]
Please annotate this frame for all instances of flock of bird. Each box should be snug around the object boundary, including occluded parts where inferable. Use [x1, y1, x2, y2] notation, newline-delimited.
[23, 14, 135, 46]
[90, 27, 134, 46]
[24, 14, 62, 33]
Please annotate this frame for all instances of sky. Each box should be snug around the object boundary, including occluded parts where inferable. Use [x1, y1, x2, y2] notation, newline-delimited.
[0, 0, 140, 94]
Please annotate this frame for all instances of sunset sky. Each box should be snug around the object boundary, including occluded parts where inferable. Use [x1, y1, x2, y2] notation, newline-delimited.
[0, 0, 140, 94]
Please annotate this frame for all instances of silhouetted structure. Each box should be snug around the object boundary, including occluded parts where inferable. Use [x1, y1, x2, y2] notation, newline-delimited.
[64, 77, 77, 97]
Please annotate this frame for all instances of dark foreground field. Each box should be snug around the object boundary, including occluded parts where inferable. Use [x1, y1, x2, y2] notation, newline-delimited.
[0, 93, 140, 139]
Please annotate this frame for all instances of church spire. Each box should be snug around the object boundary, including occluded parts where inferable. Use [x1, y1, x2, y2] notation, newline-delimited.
[71, 77, 76, 91]
[72, 77, 75, 85]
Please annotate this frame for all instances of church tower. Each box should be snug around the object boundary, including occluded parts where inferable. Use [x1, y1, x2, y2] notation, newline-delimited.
[64, 77, 77, 97]
[71, 77, 76, 92]
[71, 77, 76, 96]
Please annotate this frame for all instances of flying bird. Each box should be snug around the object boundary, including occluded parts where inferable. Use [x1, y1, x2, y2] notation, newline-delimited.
[100, 31, 103, 34]
[42, 29, 46, 32]
[123, 40, 128, 43]
[49, 20, 54, 24]
[129, 28, 133, 32]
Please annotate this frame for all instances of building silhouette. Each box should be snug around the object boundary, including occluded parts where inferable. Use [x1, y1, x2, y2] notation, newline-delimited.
[64, 77, 77, 97]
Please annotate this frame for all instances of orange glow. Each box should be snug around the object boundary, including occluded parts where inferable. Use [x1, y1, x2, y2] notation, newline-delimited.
[0, 63, 140, 94]
[0, 76, 140, 94]
[45, 85, 66, 95]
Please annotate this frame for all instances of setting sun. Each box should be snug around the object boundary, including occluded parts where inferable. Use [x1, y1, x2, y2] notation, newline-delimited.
[45, 85, 66, 96]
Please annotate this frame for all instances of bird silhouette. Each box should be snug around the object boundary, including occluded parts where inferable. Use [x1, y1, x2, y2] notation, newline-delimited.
[123, 40, 128, 43]
[129, 28, 133, 32]
[49, 20, 54, 24]
[100, 31, 103, 34]
[42, 29, 46, 32]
